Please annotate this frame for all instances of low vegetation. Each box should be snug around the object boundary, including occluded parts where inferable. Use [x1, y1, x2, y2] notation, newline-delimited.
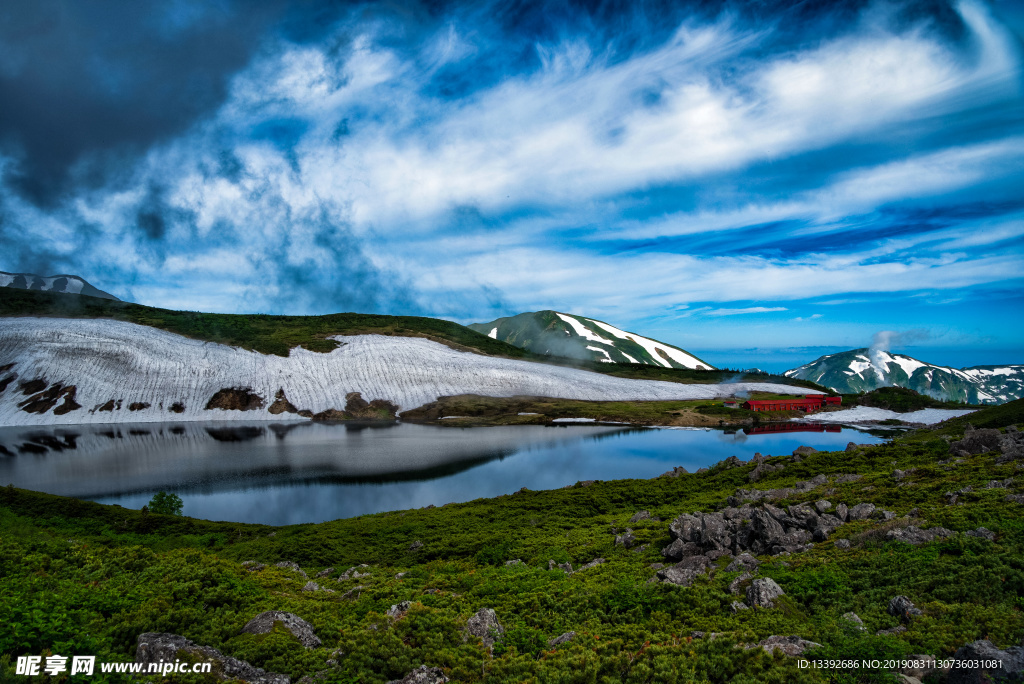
[2, 400, 1023, 683]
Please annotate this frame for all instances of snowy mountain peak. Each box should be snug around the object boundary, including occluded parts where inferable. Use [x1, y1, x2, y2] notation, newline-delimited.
[469, 310, 715, 370]
[0, 271, 120, 301]
[784, 348, 1023, 405]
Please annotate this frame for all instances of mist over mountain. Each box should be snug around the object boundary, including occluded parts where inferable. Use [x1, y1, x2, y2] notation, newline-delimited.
[469, 311, 714, 370]
[784, 348, 1024, 404]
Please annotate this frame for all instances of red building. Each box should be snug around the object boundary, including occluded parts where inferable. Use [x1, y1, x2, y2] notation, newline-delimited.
[741, 395, 842, 412]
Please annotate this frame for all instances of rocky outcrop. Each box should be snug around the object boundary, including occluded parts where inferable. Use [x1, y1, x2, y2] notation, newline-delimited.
[386, 665, 450, 684]
[339, 565, 371, 580]
[463, 609, 504, 649]
[387, 601, 412, 619]
[751, 635, 822, 656]
[841, 612, 865, 631]
[887, 596, 923, 622]
[135, 632, 289, 684]
[656, 555, 712, 587]
[241, 612, 322, 649]
[274, 561, 308, 579]
[746, 578, 785, 608]
[884, 526, 954, 545]
[18, 381, 81, 415]
[205, 387, 265, 411]
[548, 632, 576, 647]
[728, 474, 834, 505]
[615, 529, 638, 548]
[268, 389, 299, 415]
[946, 639, 1024, 684]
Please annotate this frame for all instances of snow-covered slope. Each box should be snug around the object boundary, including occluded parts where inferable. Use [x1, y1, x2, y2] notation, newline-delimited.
[784, 348, 1024, 405]
[0, 271, 119, 300]
[468, 310, 714, 369]
[0, 318, 806, 426]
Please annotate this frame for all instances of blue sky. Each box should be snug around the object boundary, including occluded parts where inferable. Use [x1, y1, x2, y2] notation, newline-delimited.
[0, 0, 1022, 370]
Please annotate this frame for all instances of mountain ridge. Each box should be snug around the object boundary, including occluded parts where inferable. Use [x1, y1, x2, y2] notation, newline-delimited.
[0, 270, 120, 300]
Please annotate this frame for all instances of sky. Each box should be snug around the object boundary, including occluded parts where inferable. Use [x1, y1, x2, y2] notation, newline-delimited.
[0, 0, 1022, 371]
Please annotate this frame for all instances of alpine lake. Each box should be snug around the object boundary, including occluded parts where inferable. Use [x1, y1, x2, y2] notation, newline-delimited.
[0, 420, 896, 525]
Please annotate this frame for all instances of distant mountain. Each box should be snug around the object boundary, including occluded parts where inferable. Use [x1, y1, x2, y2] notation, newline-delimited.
[0, 271, 119, 301]
[468, 310, 715, 370]
[784, 348, 1024, 404]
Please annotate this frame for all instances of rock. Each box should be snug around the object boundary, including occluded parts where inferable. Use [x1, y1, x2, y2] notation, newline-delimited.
[241, 561, 266, 572]
[841, 612, 865, 630]
[950, 426, 1003, 455]
[661, 538, 701, 560]
[887, 596, 923, 622]
[885, 526, 954, 545]
[814, 499, 832, 513]
[787, 504, 820, 530]
[729, 572, 754, 595]
[873, 509, 896, 521]
[846, 442, 859, 452]
[548, 560, 573, 574]
[877, 625, 907, 636]
[341, 585, 365, 599]
[387, 601, 412, 619]
[339, 565, 371, 580]
[751, 509, 786, 550]
[835, 474, 863, 483]
[835, 503, 849, 522]
[315, 567, 334, 578]
[615, 529, 638, 548]
[386, 665, 450, 684]
[1005, 494, 1024, 504]
[699, 513, 731, 551]
[835, 539, 851, 549]
[301, 581, 321, 592]
[753, 635, 823, 656]
[135, 632, 289, 684]
[746, 578, 784, 608]
[657, 555, 712, 587]
[548, 632, 576, 647]
[578, 558, 605, 571]
[464, 609, 504, 649]
[242, 611, 322, 649]
[274, 561, 308, 579]
[946, 639, 1024, 684]
[409, 541, 424, 552]
[966, 527, 996, 542]
[658, 466, 689, 478]
[629, 510, 652, 523]
[649, 563, 664, 570]
[504, 559, 524, 567]
[726, 553, 761, 573]
[669, 513, 702, 543]
[847, 503, 876, 520]
[793, 446, 818, 456]
[730, 600, 748, 612]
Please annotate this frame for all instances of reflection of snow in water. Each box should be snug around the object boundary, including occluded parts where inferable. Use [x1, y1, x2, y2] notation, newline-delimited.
[807, 406, 975, 424]
[1, 421, 890, 525]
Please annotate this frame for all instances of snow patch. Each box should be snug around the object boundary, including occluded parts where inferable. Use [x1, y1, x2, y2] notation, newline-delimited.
[586, 318, 706, 369]
[586, 345, 614, 363]
[488, 327, 498, 339]
[551, 417, 596, 423]
[555, 313, 615, 345]
[810, 406, 975, 425]
[0, 318, 813, 426]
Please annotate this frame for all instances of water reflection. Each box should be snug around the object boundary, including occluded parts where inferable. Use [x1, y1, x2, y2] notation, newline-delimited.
[0, 421, 893, 525]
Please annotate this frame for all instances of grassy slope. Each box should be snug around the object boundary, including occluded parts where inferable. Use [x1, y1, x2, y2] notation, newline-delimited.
[0, 288, 826, 392]
[2, 401, 1023, 683]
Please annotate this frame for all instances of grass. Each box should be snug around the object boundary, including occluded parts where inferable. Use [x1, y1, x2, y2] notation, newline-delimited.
[2, 399, 1023, 682]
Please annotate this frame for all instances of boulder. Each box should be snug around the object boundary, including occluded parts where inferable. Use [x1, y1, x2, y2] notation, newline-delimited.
[615, 529, 638, 548]
[793, 446, 818, 456]
[135, 633, 288, 684]
[950, 426, 1003, 455]
[387, 601, 412, 619]
[504, 559, 524, 567]
[409, 541, 424, 552]
[659, 466, 689, 478]
[669, 513, 702, 543]
[242, 611, 322, 649]
[577, 558, 605, 572]
[699, 513, 731, 551]
[835, 503, 849, 522]
[241, 561, 266, 572]
[841, 612, 865, 631]
[730, 600, 749, 613]
[548, 560, 573, 574]
[847, 503, 876, 520]
[464, 609, 504, 649]
[814, 499, 832, 513]
[548, 632, 576, 647]
[314, 567, 334, 578]
[887, 596, 923, 622]
[725, 553, 760, 573]
[966, 527, 996, 542]
[629, 510, 653, 523]
[835, 539, 851, 549]
[301, 581, 321, 592]
[877, 625, 907, 636]
[885, 526, 954, 545]
[746, 578, 785, 608]
[946, 639, 1024, 684]
[753, 635, 822, 656]
[661, 539, 701, 560]
[339, 565, 371, 580]
[751, 509, 786, 549]
[386, 665, 450, 684]
[657, 555, 712, 587]
[728, 572, 754, 595]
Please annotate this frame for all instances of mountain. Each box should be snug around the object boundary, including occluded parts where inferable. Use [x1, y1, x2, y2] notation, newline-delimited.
[0, 317, 807, 426]
[784, 348, 1024, 404]
[468, 310, 715, 370]
[0, 270, 120, 300]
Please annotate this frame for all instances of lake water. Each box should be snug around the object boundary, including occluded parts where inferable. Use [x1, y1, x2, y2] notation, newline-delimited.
[0, 421, 893, 525]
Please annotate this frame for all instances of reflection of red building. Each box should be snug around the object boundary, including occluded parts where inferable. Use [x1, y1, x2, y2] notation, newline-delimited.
[742, 395, 842, 412]
[744, 422, 842, 435]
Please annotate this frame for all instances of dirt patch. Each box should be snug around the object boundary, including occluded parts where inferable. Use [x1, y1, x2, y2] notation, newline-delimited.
[268, 389, 298, 415]
[129, 402, 151, 411]
[19, 383, 80, 415]
[0, 363, 14, 375]
[19, 378, 47, 395]
[205, 388, 265, 412]
[169, 402, 185, 413]
[0, 373, 16, 394]
[95, 400, 118, 412]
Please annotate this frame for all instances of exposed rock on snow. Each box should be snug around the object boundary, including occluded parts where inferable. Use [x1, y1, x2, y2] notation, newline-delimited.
[0, 318, 817, 426]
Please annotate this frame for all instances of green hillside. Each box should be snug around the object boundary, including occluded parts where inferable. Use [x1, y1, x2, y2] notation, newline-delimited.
[2, 400, 1023, 682]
